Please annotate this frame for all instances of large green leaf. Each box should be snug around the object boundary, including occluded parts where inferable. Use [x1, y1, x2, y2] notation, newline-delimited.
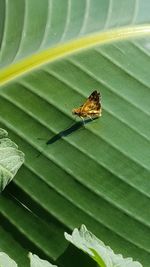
[0, 1, 150, 267]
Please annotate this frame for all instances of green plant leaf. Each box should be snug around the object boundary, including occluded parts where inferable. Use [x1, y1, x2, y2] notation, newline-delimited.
[29, 252, 57, 267]
[0, 252, 57, 267]
[0, 1, 150, 267]
[0, 128, 24, 192]
[65, 225, 143, 267]
[0, 252, 18, 267]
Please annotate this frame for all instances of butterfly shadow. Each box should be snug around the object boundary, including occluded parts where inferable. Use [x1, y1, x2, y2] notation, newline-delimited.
[46, 118, 97, 145]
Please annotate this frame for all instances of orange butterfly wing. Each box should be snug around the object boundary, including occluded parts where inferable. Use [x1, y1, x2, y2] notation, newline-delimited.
[81, 90, 101, 115]
[72, 90, 102, 118]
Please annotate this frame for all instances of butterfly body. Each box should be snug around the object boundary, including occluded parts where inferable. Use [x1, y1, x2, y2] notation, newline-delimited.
[72, 90, 102, 119]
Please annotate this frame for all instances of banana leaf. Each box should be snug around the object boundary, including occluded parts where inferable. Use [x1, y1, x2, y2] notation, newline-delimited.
[0, 1, 150, 266]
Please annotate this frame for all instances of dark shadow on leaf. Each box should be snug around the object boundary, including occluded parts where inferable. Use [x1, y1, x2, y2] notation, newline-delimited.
[57, 243, 97, 267]
[46, 118, 98, 145]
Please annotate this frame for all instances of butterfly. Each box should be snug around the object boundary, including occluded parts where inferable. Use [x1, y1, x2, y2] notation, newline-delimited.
[72, 90, 102, 120]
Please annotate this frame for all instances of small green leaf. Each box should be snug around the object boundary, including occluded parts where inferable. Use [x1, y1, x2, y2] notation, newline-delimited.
[0, 252, 18, 267]
[0, 129, 7, 139]
[29, 252, 57, 267]
[0, 128, 24, 192]
[65, 225, 143, 267]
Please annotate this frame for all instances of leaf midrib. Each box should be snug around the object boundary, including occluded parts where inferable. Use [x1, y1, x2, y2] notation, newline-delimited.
[1, 25, 150, 86]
